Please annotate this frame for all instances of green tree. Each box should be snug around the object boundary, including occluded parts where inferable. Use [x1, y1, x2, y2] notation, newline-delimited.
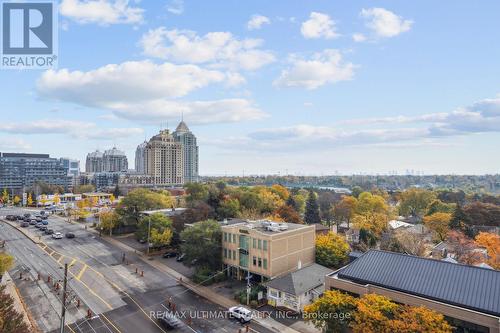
[426, 199, 456, 216]
[0, 253, 14, 279]
[449, 204, 473, 236]
[113, 184, 121, 198]
[305, 190, 321, 224]
[217, 198, 240, 219]
[136, 213, 173, 247]
[185, 183, 209, 204]
[73, 184, 95, 194]
[351, 186, 363, 198]
[398, 188, 436, 218]
[115, 188, 174, 226]
[315, 232, 350, 268]
[0, 285, 29, 333]
[304, 290, 357, 333]
[180, 220, 222, 270]
[333, 195, 358, 229]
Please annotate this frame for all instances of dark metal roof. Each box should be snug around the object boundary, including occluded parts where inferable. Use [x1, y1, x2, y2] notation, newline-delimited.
[337, 250, 500, 317]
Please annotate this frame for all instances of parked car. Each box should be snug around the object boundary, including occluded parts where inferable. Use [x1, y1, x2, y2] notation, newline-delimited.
[52, 232, 63, 239]
[40, 210, 46, 215]
[23, 213, 31, 218]
[35, 223, 43, 228]
[16, 215, 23, 220]
[6, 215, 15, 221]
[138, 238, 147, 244]
[228, 306, 253, 323]
[40, 226, 48, 231]
[176, 253, 185, 262]
[35, 217, 42, 222]
[29, 219, 37, 225]
[65, 233, 75, 239]
[162, 251, 178, 258]
[20, 222, 29, 227]
[42, 220, 48, 225]
[41, 215, 48, 220]
[45, 229, 54, 235]
[157, 314, 182, 330]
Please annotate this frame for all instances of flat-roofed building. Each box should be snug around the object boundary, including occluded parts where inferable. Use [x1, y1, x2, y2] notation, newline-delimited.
[221, 220, 315, 281]
[326, 250, 500, 333]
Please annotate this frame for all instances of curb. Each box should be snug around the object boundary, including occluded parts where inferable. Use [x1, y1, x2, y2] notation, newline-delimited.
[1, 219, 42, 245]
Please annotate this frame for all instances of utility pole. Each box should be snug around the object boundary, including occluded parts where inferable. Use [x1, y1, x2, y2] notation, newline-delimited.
[59, 263, 68, 333]
[146, 218, 151, 254]
[246, 269, 251, 306]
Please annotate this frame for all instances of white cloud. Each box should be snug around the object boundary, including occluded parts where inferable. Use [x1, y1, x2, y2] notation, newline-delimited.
[352, 33, 366, 42]
[300, 12, 339, 39]
[139, 28, 275, 71]
[36, 61, 266, 125]
[273, 49, 355, 90]
[111, 99, 267, 125]
[360, 8, 412, 38]
[60, 0, 144, 25]
[37, 60, 226, 104]
[166, 0, 184, 15]
[0, 138, 32, 151]
[238, 96, 500, 151]
[0, 120, 143, 140]
[247, 15, 271, 30]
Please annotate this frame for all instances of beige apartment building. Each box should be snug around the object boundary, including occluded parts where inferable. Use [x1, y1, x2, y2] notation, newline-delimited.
[221, 220, 315, 281]
[145, 129, 184, 186]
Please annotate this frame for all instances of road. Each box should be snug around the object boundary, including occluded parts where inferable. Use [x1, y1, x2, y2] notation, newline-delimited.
[0, 207, 275, 333]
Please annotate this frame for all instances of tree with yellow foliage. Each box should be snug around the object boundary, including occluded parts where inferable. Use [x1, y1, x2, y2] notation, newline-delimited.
[53, 193, 61, 206]
[352, 192, 391, 237]
[1, 189, 8, 204]
[388, 305, 452, 333]
[423, 212, 452, 241]
[304, 290, 357, 333]
[315, 232, 350, 268]
[27, 193, 33, 207]
[150, 228, 173, 248]
[99, 211, 119, 236]
[12, 196, 20, 206]
[0, 253, 14, 278]
[475, 232, 500, 269]
[109, 194, 115, 203]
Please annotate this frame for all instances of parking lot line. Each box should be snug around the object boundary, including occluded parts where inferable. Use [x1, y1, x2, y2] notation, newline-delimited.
[76, 264, 87, 280]
[57, 255, 64, 264]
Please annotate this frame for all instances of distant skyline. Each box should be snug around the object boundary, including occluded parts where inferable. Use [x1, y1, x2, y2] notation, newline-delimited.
[1, 1, 500, 175]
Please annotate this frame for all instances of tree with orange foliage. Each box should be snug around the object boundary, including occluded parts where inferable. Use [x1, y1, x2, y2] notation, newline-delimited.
[275, 204, 302, 224]
[475, 232, 500, 269]
[351, 294, 398, 333]
[389, 305, 452, 333]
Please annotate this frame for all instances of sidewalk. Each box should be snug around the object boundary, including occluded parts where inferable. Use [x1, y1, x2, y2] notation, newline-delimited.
[1, 272, 39, 332]
[103, 236, 303, 333]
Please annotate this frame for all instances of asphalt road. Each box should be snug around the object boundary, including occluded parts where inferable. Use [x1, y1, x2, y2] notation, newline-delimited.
[0, 207, 275, 333]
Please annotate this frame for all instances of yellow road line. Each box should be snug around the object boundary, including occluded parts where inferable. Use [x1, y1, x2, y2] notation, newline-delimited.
[57, 255, 64, 264]
[76, 264, 87, 280]
[69, 258, 77, 267]
[101, 313, 122, 333]
[67, 269, 113, 310]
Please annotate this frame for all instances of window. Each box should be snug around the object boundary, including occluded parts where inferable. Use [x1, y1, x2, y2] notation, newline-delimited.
[233, 234, 236, 243]
[233, 250, 236, 260]
[253, 256, 257, 266]
[258, 258, 262, 267]
[258, 239, 262, 249]
[227, 249, 231, 259]
[223, 249, 227, 258]
[263, 259, 267, 269]
[253, 238, 256, 248]
[263, 240, 268, 251]
[223, 232, 227, 242]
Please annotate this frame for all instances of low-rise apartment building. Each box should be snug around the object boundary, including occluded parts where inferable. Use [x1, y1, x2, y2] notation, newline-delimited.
[221, 220, 315, 281]
[326, 250, 500, 333]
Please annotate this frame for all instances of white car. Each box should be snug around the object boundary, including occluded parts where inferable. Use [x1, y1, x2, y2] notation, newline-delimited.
[52, 232, 63, 239]
[228, 306, 253, 323]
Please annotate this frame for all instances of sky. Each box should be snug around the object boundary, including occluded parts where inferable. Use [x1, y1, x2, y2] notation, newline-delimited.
[1, 0, 500, 176]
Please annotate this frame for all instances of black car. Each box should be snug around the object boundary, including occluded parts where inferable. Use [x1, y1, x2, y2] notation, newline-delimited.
[20, 222, 29, 227]
[175, 253, 185, 262]
[65, 233, 76, 239]
[23, 213, 31, 218]
[44, 229, 54, 235]
[162, 251, 179, 258]
[40, 225, 48, 231]
[40, 210, 46, 215]
[41, 215, 48, 220]
[16, 215, 23, 220]
[157, 315, 182, 330]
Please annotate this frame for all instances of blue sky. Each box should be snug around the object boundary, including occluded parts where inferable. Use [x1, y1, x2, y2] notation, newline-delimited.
[1, 0, 500, 175]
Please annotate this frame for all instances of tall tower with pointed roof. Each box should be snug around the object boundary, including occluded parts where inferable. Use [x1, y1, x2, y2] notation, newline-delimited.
[173, 121, 199, 182]
[145, 129, 184, 185]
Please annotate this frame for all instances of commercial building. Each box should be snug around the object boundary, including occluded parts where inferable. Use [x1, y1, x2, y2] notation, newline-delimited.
[145, 129, 184, 186]
[173, 121, 199, 183]
[265, 263, 332, 313]
[60, 158, 80, 177]
[103, 147, 128, 172]
[221, 220, 315, 282]
[326, 250, 500, 333]
[135, 141, 147, 174]
[0, 153, 72, 194]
